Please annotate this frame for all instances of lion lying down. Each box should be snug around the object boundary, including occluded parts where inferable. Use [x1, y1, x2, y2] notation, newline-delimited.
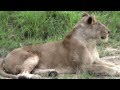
[0, 13, 120, 79]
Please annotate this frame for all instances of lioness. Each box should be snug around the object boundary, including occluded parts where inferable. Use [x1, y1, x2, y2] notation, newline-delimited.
[0, 13, 120, 79]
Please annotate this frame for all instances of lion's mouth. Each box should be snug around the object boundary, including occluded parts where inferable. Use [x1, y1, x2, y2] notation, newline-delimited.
[101, 36, 106, 39]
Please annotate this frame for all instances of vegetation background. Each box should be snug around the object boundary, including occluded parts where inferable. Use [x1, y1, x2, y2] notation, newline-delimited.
[0, 11, 120, 79]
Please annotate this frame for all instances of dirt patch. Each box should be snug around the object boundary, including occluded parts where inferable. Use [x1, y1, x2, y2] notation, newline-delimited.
[102, 47, 120, 65]
[102, 56, 120, 65]
[104, 47, 120, 56]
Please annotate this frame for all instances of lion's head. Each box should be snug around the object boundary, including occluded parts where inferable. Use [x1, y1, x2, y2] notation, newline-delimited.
[74, 13, 110, 42]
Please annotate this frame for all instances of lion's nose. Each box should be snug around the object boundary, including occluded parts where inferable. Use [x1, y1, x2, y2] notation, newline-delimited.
[108, 30, 110, 34]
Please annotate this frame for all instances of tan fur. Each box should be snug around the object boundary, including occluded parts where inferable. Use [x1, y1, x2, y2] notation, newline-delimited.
[0, 13, 120, 79]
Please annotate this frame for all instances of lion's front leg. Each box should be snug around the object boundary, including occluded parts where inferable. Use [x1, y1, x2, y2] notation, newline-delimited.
[84, 60, 120, 76]
[94, 60, 120, 69]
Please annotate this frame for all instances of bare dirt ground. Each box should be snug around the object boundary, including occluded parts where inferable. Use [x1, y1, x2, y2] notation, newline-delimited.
[0, 47, 120, 79]
[102, 47, 120, 65]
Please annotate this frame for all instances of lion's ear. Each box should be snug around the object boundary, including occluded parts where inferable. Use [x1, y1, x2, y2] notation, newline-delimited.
[82, 12, 89, 17]
[87, 16, 93, 25]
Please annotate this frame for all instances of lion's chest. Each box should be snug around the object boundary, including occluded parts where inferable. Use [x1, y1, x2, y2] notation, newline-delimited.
[86, 40, 99, 60]
[88, 47, 100, 61]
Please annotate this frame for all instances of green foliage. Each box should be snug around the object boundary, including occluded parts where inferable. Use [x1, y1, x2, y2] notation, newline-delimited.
[0, 11, 120, 56]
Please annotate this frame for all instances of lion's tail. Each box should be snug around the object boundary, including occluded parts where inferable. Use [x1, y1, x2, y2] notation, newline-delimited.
[0, 58, 18, 79]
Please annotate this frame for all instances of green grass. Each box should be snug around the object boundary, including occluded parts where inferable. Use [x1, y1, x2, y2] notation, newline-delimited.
[58, 73, 94, 79]
[0, 11, 120, 79]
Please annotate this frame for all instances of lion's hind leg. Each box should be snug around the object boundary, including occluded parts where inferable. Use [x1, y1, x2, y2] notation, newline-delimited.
[18, 55, 41, 79]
